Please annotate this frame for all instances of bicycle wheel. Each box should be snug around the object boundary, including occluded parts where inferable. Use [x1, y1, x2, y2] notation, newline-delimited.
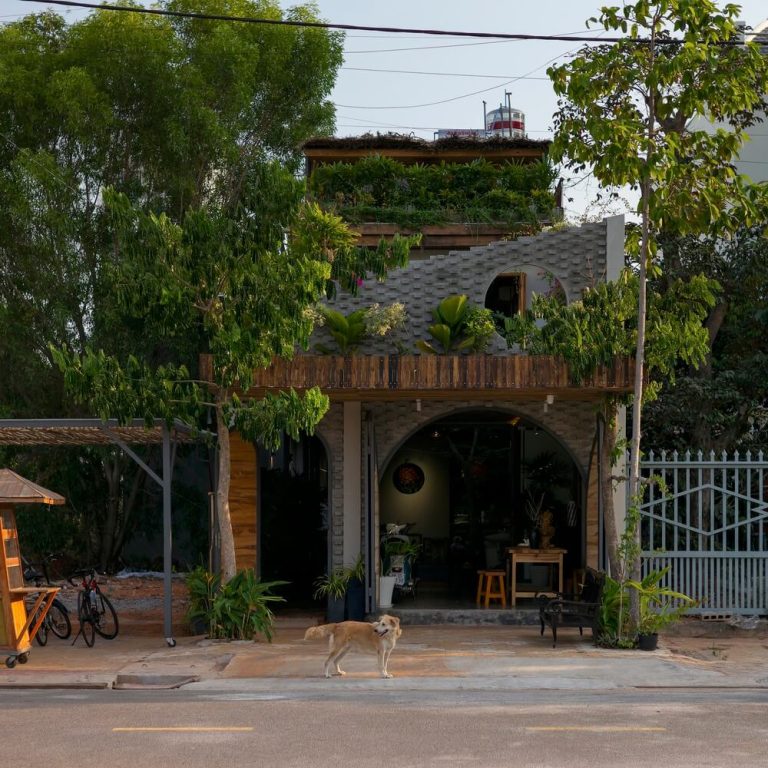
[48, 599, 72, 640]
[93, 592, 119, 639]
[34, 610, 48, 646]
[77, 593, 96, 647]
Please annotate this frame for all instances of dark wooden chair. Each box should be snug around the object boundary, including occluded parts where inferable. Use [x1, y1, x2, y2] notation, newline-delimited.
[537, 567, 605, 648]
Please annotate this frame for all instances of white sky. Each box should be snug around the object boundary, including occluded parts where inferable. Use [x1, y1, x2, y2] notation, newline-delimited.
[2, 0, 767, 220]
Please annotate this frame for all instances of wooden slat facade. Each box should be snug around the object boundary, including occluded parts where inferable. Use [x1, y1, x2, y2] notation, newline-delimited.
[200, 354, 634, 401]
[229, 433, 258, 572]
[351, 222, 522, 251]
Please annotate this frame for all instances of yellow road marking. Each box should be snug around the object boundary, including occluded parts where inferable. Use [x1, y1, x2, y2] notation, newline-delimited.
[113, 727, 253, 733]
[527, 726, 666, 733]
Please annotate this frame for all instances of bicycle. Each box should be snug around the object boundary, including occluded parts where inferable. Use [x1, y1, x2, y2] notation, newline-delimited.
[22, 555, 72, 646]
[69, 567, 119, 647]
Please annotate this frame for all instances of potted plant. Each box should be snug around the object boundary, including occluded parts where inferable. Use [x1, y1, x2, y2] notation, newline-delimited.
[345, 554, 366, 621]
[382, 539, 421, 602]
[627, 566, 695, 650]
[312, 567, 350, 622]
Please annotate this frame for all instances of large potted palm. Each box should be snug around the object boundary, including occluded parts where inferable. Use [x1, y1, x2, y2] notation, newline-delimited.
[628, 567, 695, 650]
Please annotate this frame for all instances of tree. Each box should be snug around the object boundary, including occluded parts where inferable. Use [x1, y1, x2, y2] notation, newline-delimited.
[504, 269, 716, 577]
[643, 228, 768, 453]
[548, 0, 768, 593]
[56, 168, 414, 581]
[0, 1, 344, 570]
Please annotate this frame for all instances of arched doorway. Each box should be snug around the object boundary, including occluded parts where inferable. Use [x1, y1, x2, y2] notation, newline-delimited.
[259, 435, 329, 608]
[379, 409, 583, 607]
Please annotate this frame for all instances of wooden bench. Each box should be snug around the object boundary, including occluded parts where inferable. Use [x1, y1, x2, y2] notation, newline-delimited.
[537, 568, 605, 648]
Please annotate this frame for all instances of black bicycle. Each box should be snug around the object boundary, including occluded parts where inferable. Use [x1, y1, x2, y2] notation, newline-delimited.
[69, 568, 119, 647]
[22, 555, 72, 646]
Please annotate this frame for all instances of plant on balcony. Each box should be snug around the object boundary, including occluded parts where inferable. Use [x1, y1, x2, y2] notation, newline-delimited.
[314, 302, 406, 354]
[416, 295, 495, 354]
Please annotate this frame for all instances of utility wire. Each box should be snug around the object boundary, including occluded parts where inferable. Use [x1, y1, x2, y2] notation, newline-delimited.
[336, 51, 567, 110]
[342, 67, 550, 81]
[19, 0, 726, 44]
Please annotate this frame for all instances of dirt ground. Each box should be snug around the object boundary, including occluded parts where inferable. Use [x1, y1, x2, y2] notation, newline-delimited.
[50, 574, 193, 636]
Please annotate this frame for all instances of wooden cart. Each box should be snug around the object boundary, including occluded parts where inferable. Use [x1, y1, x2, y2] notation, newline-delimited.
[0, 469, 64, 668]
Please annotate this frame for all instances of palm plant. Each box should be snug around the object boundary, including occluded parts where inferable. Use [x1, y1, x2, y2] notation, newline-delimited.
[417, 295, 494, 354]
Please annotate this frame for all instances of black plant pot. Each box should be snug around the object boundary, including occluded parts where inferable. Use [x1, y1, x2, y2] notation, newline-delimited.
[637, 632, 659, 651]
[326, 595, 345, 623]
[345, 577, 366, 621]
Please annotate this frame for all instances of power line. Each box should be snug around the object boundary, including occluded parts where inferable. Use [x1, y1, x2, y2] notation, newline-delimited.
[18, 0, 717, 44]
[336, 51, 567, 110]
[342, 66, 550, 81]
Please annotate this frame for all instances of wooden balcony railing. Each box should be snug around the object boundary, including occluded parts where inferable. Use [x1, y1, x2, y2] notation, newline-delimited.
[199, 354, 635, 401]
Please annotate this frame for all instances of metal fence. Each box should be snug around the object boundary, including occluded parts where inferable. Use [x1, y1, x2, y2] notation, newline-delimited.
[638, 450, 768, 616]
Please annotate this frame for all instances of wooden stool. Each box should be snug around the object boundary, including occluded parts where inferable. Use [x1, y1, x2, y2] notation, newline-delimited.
[475, 570, 507, 608]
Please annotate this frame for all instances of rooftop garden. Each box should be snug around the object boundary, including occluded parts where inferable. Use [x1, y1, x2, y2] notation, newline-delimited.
[307, 154, 559, 230]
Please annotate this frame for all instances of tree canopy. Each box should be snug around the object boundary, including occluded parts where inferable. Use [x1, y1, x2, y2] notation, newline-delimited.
[546, 0, 768, 605]
[0, 0, 345, 571]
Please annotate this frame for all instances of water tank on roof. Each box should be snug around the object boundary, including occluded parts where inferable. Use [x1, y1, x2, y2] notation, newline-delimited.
[485, 106, 525, 138]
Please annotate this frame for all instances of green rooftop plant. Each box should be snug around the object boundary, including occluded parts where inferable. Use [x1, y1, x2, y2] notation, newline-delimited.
[309, 155, 558, 228]
[315, 302, 407, 354]
[417, 295, 495, 354]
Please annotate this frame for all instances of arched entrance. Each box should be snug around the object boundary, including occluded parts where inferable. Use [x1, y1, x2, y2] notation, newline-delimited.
[259, 435, 329, 608]
[379, 409, 583, 607]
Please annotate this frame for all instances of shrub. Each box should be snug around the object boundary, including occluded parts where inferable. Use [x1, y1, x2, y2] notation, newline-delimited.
[186, 566, 286, 641]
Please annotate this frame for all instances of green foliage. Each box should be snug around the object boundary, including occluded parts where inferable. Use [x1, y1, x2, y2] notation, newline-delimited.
[417, 295, 495, 354]
[312, 567, 350, 600]
[312, 553, 367, 599]
[348, 553, 366, 583]
[0, 1, 345, 571]
[318, 307, 367, 354]
[643, 229, 768, 454]
[549, 1, 768, 589]
[309, 155, 558, 228]
[627, 566, 695, 634]
[313, 302, 408, 354]
[382, 540, 421, 560]
[548, 1, 768, 243]
[233, 388, 329, 454]
[502, 269, 717, 391]
[596, 574, 634, 647]
[16, 504, 79, 562]
[186, 565, 286, 641]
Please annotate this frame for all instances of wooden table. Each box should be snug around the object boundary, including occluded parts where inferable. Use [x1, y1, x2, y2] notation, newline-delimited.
[506, 547, 567, 606]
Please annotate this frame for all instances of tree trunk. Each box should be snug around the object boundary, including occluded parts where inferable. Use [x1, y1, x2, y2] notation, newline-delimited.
[100, 451, 121, 572]
[216, 397, 237, 582]
[599, 401, 622, 579]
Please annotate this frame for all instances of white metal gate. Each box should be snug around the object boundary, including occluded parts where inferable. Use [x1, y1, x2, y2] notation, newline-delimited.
[638, 450, 768, 616]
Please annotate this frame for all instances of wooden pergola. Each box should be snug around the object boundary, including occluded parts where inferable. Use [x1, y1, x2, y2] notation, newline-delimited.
[0, 418, 211, 646]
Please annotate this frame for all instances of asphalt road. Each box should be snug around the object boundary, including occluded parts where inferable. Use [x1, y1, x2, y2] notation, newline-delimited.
[2, 687, 767, 767]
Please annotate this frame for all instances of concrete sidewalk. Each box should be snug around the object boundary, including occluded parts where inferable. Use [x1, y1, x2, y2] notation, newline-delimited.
[1, 617, 766, 692]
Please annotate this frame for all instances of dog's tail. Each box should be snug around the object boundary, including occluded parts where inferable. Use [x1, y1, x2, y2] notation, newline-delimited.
[304, 623, 335, 641]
